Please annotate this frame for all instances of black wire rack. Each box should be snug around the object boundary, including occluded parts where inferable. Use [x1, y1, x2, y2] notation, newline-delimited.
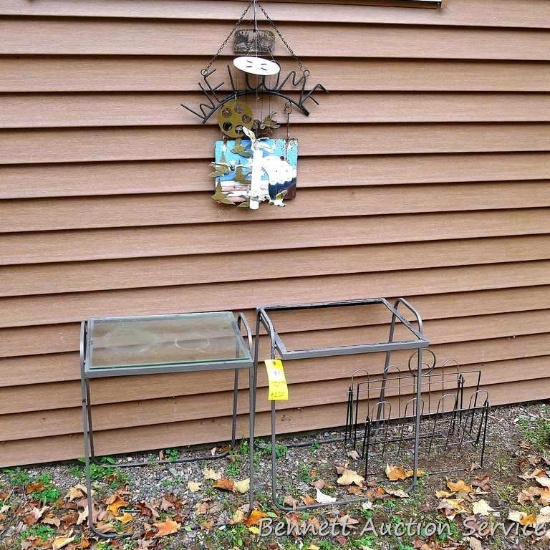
[344, 352, 490, 481]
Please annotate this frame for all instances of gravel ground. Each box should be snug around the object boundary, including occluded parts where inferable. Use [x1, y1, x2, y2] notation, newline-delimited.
[0, 401, 549, 549]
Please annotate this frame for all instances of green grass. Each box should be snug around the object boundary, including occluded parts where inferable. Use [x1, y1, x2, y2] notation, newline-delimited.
[518, 407, 550, 453]
[20, 524, 56, 544]
[3, 468, 32, 486]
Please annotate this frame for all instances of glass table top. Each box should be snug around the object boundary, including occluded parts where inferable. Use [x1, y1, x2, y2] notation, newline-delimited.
[86, 311, 251, 371]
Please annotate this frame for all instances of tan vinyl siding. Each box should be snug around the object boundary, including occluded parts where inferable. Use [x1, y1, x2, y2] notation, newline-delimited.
[0, 0, 548, 467]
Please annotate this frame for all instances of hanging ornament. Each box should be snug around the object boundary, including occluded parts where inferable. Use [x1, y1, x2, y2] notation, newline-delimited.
[217, 99, 254, 138]
[180, 0, 326, 210]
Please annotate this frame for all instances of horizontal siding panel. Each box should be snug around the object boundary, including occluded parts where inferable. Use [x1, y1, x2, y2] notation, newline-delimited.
[2, 182, 549, 233]
[1, 20, 548, 60]
[1, 124, 549, 165]
[1, 285, 548, 358]
[0, 324, 77, 359]
[0, 376, 547, 465]
[2, 58, 548, 93]
[3, 209, 549, 265]
[2, 326, 549, 389]
[3, 92, 550, 128]
[2, 236, 549, 296]
[1, 262, 549, 328]
[2, 285, 548, 358]
[1, 0, 548, 29]
[1, 354, 548, 438]
[1, 342, 549, 415]
[2, 153, 550, 199]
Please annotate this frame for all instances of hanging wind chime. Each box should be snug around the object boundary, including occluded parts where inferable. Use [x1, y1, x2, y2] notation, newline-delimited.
[181, 0, 327, 209]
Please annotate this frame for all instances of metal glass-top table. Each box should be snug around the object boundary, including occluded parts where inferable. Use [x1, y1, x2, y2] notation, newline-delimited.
[80, 311, 255, 538]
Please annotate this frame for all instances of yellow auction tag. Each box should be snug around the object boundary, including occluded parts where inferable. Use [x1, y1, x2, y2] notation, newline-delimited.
[265, 359, 288, 401]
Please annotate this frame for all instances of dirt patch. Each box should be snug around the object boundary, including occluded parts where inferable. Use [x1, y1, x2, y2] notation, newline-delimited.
[0, 401, 548, 550]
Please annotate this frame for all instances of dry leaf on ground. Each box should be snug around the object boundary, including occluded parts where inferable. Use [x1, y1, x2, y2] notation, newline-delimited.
[385, 464, 408, 481]
[106, 495, 128, 516]
[472, 499, 495, 516]
[233, 478, 250, 494]
[52, 535, 75, 550]
[337, 469, 364, 486]
[244, 509, 268, 527]
[187, 481, 202, 492]
[384, 488, 409, 499]
[315, 488, 336, 504]
[153, 518, 180, 537]
[202, 468, 222, 481]
[283, 495, 299, 510]
[447, 480, 473, 494]
[214, 478, 235, 492]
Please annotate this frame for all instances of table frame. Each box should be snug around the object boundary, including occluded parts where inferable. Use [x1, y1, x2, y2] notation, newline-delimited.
[80, 311, 255, 539]
[252, 297, 429, 511]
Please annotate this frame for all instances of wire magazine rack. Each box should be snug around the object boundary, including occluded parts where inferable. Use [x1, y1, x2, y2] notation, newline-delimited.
[344, 351, 490, 482]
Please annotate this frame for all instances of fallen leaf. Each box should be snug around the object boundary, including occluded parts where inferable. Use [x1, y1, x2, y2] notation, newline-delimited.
[521, 514, 537, 526]
[187, 481, 202, 492]
[233, 478, 250, 494]
[536, 477, 550, 488]
[200, 518, 215, 531]
[76, 508, 88, 525]
[312, 479, 325, 490]
[404, 469, 425, 478]
[106, 495, 128, 516]
[437, 499, 467, 520]
[447, 480, 473, 494]
[508, 510, 525, 523]
[214, 478, 235, 492]
[283, 495, 299, 510]
[245, 509, 268, 527]
[42, 515, 61, 528]
[23, 506, 49, 526]
[230, 509, 246, 524]
[519, 467, 546, 480]
[65, 485, 87, 502]
[202, 468, 222, 481]
[153, 518, 180, 538]
[26, 481, 47, 495]
[195, 501, 210, 515]
[160, 497, 175, 511]
[116, 512, 134, 524]
[517, 486, 540, 504]
[308, 545, 321, 550]
[347, 450, 360, 460]
[436, 490, 453, 499]
[386, 464, 408, 481]
[95, 522, 116, 534]
[338, 514, 360, 526]
[335, 462, 349, 475]
[337, 469, 365, 487]
[302, 495, 316, 506]
[472, 475, 491, 492]
[466, 536, 483, 550]
[347, 486, 362, 495]
[315, 488, 336, 504]
[137, 501, 159, 519]
[472, 499, 495, 516]
[384, 488, 409, 498]
[539, 489, 550, 505]
[52, 536, 75, 550]
[536, 512, 550, 524]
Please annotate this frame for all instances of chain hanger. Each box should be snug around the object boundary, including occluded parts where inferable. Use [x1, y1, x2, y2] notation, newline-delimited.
[201, 0, 308, 77]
